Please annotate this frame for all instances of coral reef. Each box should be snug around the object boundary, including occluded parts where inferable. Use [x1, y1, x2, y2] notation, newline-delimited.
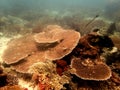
[0, 3, 120, 89]
[70, 32, 114, 80]
[1, 23, 120, 89]
[2, 25, 80, 73]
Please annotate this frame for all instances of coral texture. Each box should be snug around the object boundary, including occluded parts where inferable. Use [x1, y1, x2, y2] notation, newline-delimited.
[70, 32, 114, 80]
[2, 25, 80, 73]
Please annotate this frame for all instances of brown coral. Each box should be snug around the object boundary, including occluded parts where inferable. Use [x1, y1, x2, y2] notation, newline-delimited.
[71, 58, 111, 80]
[2, 34, 37, 64]
[11, 51, 46, 73]
[45, 29, 81, 60]
[70, 32, 114, 81]
[2, 25, 80, 73]
[34, 25, 64, 44]
[34, 25, 81, 60]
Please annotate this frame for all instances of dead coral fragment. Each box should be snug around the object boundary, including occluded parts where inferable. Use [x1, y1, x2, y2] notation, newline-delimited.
[71, 58, 111, 80]
[2, 34, 37, 64]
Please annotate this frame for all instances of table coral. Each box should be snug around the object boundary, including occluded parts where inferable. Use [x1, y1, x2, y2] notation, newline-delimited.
[70, 32, 114, 81]
[71, 58, 111, 80]
[11, 52, 46, 73]
[2, 34, 37, 64]
[2, 25, 80, 73]
[45, 29, 80, 60]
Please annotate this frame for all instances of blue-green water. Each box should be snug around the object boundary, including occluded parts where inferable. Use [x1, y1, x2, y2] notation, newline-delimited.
[0, 0, 120, 36]
[0, 0, 120, 19]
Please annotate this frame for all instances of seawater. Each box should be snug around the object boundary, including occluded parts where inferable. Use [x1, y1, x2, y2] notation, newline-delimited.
[0, 0, 120, 19]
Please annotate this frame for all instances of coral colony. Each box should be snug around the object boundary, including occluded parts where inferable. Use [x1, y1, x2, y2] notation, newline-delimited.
[0, 25, 120, 90]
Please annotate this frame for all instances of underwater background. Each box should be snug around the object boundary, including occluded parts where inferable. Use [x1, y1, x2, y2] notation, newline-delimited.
[0, 0, 120, 36]
[0, 0, 120, 90]
[0, 0, 120, 19]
